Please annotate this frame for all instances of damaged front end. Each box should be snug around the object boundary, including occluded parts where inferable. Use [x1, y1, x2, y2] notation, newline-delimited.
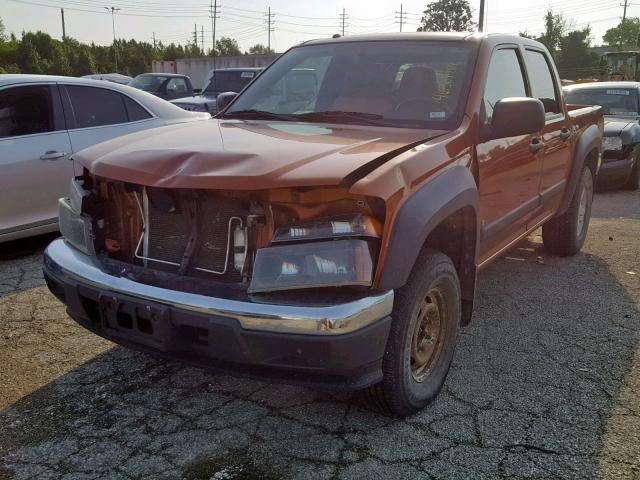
[59, 171, 386, 301]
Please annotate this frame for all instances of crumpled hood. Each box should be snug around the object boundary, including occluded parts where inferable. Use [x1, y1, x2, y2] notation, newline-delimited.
[75, 119, 447, 190]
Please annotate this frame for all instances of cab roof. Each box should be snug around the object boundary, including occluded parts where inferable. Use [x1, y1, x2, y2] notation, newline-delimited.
[299, 32, 543, 48]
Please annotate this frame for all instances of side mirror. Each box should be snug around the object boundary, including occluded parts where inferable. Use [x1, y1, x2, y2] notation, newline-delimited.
[193, 88, 202, 94]
[485, 97, 545, 141]
[217, 91, 238, 111]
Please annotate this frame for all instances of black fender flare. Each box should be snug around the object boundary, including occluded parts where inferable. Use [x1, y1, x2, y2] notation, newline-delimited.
[378, 165, 480, 322]
[557, 124, 602, 216]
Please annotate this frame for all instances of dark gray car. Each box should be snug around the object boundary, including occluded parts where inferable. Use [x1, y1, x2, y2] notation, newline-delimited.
[128, 73, 195, 101]
[170, 68, 262, 113]
[564, 82, 640, 190]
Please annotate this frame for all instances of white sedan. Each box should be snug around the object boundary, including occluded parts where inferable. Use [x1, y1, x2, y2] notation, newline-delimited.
[0, 74, 210, 243]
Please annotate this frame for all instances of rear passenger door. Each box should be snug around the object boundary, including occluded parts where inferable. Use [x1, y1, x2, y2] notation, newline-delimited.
[0, 83, 73, 235]
[522, 49, 571, 216]
[477, 47, 544, 263]
[60, 84, 155, 154]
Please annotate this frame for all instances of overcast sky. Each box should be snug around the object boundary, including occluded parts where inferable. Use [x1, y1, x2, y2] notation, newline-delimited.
[2, 0, 635, 53]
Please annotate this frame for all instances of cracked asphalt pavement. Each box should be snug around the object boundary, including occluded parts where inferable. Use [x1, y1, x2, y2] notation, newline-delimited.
[0, 189, 639, 480]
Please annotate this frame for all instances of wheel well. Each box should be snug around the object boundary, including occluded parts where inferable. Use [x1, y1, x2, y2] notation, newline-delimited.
[584, 148, 599, 176]
[422, 206, 477, 325]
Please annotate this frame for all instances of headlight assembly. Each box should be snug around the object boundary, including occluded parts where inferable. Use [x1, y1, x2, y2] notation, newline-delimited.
[248, 239, 374, 293]
[602, 137, 623, 151]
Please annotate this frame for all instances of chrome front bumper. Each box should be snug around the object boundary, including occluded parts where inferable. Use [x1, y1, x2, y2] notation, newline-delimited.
[43, 239, 394, 335]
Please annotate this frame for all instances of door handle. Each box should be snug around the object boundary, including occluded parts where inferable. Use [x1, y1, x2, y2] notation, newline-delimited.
[40, 151, 68, 161]
[529, 138, 544, 155]
[559, 128, 571, 141]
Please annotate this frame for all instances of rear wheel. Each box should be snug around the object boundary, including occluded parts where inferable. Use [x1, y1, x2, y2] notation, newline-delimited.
[542, 166, 594, 256]
[364, 249, 460, 417]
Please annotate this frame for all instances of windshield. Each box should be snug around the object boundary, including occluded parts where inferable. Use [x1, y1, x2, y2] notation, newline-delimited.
[224, 41, 476, 129]
[205, 71, 259, 94]
[565, 88, 639, 116]
[129, 75, 167, 92]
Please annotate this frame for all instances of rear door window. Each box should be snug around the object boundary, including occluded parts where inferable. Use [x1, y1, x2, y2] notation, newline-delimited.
[0, 85, 56, 138]
[483, 48, 527, 121]
[524, 50, 561, 115]
[65, 85, 130, 128]
[123, 96, 152, 121]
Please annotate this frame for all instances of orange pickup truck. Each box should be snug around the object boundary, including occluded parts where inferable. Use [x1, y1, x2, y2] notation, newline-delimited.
[44, 33, 603, 416]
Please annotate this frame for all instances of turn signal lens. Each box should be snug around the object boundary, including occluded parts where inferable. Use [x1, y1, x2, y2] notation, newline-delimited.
[272, 214, 381, 243]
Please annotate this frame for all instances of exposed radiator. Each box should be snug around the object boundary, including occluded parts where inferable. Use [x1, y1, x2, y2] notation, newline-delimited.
[135, 188, 247, 280]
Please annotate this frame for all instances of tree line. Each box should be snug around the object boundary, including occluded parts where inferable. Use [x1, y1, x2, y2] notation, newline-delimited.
[3, 1, 640, 80]
[0, 17, 273, 76]
[419, 0, 640, 81]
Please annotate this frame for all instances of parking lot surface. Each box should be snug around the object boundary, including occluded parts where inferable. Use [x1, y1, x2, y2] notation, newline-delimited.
[0, 189, 638, 480]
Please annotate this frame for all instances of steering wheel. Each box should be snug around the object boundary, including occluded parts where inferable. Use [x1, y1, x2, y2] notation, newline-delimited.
[394, 97, 436, 114]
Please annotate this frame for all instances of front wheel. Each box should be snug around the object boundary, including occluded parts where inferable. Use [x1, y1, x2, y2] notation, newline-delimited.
[364, 249, 460, 417]
[542, 166, 594, 256]
[623, 155, 640, 190]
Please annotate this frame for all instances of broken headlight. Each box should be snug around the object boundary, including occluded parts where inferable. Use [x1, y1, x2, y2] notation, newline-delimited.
[602, 137, 623, 151]
[58, 197, 96, 256]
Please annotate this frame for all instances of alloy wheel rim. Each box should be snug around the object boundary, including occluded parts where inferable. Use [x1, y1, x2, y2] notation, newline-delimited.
[410, 290, 446, 382]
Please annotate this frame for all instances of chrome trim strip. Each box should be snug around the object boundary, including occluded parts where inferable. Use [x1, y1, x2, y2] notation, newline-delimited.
[44, 239, 393, 335]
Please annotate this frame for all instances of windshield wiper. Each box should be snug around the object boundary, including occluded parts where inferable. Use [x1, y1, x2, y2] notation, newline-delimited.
[224, 109, 297, 121]
[294, 110, 387, 126]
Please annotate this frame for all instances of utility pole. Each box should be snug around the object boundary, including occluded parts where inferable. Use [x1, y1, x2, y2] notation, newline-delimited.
[60, 8, 66, 40]
[104, 6, 121, 70]
[201, 25, 204, 52]
[478, 0, 486, 32]
[209, 0, 220, 58]
[193, 23, 198, 47]
[339, 8, 348, 36]
[266, 7, 275, 52]
[395, 4, 407, 32]
[622, 0, 629, 21]
[152, 32, 156, 50]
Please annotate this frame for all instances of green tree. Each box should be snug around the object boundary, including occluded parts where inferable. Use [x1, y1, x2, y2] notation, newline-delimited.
[603, 18, 640, 49]
[215, 36, 241, 56]
[0, 17, 6, 43]
[535, 9, 568, 60]
[417, 0, 473, 32]
[247, 44, 274, 55]
[556, 27, 601, 80]
[49, 42, 71, 75]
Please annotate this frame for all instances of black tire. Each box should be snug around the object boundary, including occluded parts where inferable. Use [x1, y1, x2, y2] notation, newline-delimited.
[364, 249, 461, 417]
[623, 155, 640, 190]
[542, 166, 594, 256]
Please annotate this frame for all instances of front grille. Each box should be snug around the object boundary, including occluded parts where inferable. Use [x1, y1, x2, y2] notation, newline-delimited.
[141, 188, 247, 280]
